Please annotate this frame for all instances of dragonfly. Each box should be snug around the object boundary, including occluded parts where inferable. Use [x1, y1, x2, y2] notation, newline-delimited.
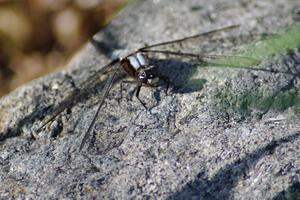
[36, 24, 260, 151]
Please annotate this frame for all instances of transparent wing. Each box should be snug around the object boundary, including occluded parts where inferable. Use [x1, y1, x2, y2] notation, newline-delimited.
[79, 63, 119, 151]
[141, 49, 261, 68]
[36, 59, 120, 132]
[140, 25, 240, 55]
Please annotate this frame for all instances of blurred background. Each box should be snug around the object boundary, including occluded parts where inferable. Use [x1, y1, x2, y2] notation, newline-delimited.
[0, 0, 128, 97]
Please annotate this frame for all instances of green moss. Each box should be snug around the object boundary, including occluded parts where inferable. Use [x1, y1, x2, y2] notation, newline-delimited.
[242, 23, 300, 61]
[214, 87, 300, 118]
[208, 23, 300, 117]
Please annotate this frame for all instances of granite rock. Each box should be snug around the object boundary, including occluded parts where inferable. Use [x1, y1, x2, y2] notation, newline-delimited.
[1, 0, 300, 199]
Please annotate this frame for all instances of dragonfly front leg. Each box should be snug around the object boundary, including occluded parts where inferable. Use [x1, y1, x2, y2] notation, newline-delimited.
[135, 83, 149, 111]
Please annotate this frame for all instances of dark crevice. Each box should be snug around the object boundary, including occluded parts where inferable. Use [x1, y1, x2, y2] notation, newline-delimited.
[168, 131, 300, 200]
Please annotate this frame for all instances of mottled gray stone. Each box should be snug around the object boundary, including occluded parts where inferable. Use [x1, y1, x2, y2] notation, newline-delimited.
[1, 0, 300, 199]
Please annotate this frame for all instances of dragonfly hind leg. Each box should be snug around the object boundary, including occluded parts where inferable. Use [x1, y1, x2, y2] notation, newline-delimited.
[159, 75, 170, 95]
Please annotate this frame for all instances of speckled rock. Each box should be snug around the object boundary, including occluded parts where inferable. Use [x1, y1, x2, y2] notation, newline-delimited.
[1, 0, 300, 199]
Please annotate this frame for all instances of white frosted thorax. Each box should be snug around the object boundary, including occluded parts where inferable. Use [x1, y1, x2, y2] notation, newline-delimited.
[128, 52, 149, 70]
[136, 52, 149, 66]
[128, 56, 140, 69]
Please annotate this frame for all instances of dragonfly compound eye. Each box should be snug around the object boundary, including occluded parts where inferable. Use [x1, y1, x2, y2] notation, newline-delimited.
[138, 71, 147, 82]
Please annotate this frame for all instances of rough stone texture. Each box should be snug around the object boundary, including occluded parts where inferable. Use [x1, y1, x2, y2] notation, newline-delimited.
[1, 0, 300, 199]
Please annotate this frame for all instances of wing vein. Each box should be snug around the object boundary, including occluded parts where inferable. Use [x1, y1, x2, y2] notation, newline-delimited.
[36, 59, 120, 132]
[140, 25, 240, 50]
[79, 63, 119, 151]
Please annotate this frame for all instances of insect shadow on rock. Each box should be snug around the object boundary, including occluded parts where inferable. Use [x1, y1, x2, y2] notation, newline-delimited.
[36, 25, 261, 152]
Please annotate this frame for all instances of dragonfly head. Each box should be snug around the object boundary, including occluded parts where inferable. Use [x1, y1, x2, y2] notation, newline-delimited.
[137, 65, 159, 85]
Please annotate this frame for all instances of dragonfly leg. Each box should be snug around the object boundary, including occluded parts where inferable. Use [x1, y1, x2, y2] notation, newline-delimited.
[160, 75, 170, 95]
[119, 80, 138, 101]
[135, 84, 148, 111]
[122, 80, 138, 84]
[117, 81, 123, 103]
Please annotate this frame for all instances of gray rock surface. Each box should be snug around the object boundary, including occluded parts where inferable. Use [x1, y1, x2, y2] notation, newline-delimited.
[1, 0, 300, 199]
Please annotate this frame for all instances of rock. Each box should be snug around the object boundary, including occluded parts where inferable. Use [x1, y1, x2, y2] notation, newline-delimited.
[1, 0, 300, 199]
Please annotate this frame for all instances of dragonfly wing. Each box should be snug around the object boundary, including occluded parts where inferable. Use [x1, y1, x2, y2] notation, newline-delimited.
[198, 54, 261, 68]
[79, 63, 119, 151]
[36, 59, 120, 132]
[140, 25, 240, 53]
[141, 49, 260, 68]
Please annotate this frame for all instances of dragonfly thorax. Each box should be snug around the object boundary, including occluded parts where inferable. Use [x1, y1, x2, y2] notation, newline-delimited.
[127, 52, 149, 70]
[124, 52, 159, 85]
